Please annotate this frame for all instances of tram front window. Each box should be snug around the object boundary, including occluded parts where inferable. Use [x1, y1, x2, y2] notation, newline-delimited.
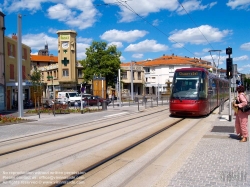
[172, 79, 199, 99]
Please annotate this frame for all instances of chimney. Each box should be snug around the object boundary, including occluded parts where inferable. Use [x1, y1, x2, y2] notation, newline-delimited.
[12, 33, 17, 40]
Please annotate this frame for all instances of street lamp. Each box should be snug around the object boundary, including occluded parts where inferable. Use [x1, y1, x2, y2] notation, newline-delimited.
[47, 75, 54, 100]
[47, 75, 55, 116]
[131, 61, 136, 101]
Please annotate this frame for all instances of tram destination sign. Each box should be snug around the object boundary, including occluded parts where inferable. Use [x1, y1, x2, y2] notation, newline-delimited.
[177, 71, 199, 76]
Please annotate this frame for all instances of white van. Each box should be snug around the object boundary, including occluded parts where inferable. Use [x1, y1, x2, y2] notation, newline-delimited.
[57, 91, 81, 106]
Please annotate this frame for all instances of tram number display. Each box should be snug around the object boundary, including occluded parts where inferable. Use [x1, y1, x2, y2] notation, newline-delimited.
[177, 72, 199, 76]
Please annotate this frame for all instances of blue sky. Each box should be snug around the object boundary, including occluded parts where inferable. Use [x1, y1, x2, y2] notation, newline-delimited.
[1, 0, 250, 74]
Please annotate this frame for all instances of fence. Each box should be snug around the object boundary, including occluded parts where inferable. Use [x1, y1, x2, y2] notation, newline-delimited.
[110, 95, 170, 110]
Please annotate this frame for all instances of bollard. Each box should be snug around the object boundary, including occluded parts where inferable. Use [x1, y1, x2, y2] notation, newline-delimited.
[222, 98, 224, 111]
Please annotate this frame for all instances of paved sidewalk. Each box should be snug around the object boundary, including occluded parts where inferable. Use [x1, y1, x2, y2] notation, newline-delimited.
[168, 100, 250, 187]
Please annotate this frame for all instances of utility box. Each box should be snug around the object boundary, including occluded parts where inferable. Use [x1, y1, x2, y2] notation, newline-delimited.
[93, 76, 106, 99]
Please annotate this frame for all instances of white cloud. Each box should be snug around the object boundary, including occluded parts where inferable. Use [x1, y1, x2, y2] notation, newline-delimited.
[132, 54, 144, 59]
[108, 42, 123, 48]
[172, 43, 184, 48]
[47, 0, 99, 30]
[3, 0, 44, 13]
[103, 0, 179, 22]
[152, 19, 160, 26]
[48, 28, 58, 34]
[100, 29, 148, 43]
[125, 39, 168, 52]
[76, 43, 90, 60]
[120, 56, 126, 62]
[22, 33, 58, 51]
[234, 55, 249, 61]
[77, 37, 92, 44]
[176, 1, 217, 15]
[227, 0, 250, 9]
[202, 54, 224, 66]
[3, 0, 99, 30]
[169, 25, 232, 45]
[47, 3, 72, 22]
[103, 0, 216, 22]
[240, 42, 250, 51]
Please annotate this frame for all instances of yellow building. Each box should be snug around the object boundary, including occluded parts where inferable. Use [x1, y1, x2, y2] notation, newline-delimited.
[4, 34, 31, 110]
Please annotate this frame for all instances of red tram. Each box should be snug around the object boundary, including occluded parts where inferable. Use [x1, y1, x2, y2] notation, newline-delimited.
[170, 68, 229, 116]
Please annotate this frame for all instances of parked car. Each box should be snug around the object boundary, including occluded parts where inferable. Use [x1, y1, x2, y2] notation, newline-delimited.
[82, 95, 110, 106]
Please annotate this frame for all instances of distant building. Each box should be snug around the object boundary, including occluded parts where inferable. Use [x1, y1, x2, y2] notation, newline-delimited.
[38, 41, 49, 56]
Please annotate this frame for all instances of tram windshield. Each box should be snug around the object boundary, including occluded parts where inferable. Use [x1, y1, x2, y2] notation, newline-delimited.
[171, 71, 206, 100]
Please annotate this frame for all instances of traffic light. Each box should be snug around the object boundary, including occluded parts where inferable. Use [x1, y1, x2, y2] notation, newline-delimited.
[226, 47, 232, 55]
[226, 58, 233, 79]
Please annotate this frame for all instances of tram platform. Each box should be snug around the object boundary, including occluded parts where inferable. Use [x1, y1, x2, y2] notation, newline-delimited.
[167, 99, 250, 187]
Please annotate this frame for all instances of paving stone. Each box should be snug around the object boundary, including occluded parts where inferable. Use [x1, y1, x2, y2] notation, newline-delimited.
[168, 99, 249, 187]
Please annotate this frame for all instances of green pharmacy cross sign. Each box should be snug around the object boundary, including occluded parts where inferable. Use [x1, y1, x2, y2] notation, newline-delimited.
[62, 57, 69, 66]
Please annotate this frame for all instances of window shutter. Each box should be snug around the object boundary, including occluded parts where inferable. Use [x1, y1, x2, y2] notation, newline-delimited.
[24, 48, 27, 60]
[7, 42, 10, 56]
[22, 66, 26, 79]
[13, 44, 16, 57]
[10, 64, 14, 79]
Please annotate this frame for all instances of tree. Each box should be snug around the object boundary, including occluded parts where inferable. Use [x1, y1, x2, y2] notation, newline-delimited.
[29, 67, 43, 109]
[30, 67, 42, 86]
[79, 41, 121, 87]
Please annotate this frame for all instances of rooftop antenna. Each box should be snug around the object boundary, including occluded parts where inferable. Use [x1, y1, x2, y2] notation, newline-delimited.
[208, 49, 221, 76]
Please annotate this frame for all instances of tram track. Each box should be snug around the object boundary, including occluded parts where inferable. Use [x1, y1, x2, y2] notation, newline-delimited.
[53, 118, 184, 187]
[62, 112, 217, 187]
[0, 107, 180, 185]
[0, 106, 217, 187]
[0, 107, 168, 156]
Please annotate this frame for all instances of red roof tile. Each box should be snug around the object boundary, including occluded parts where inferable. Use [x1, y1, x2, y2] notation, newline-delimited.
[30, 55, 58, 63]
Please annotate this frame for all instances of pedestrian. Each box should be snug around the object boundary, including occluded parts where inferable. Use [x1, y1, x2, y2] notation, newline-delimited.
[234, 85, 249, 142]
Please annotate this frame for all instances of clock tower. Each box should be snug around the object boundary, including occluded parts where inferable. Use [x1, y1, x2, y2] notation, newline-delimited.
[57, 30, 77, 90]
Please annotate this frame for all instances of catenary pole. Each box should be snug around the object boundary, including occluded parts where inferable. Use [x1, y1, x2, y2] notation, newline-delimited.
[119, 69, 121, 108]
[17, 14, 23, 117]
[229, 78, 232, 121]
[130, 61, 133, 101]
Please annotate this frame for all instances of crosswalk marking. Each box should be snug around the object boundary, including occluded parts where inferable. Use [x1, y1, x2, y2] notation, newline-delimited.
[104, 112, 129, 118]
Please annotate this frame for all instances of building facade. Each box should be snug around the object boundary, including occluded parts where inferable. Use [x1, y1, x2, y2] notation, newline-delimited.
[5, 34, 31, 110]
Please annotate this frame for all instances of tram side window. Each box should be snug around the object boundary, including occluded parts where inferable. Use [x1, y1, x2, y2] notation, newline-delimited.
[199, 77, 208, 99]
[199, 81, 205, 98]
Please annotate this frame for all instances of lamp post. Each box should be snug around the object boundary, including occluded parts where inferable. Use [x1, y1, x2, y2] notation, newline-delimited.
[131, 61, 136, 101]
[47, 75, 54, 100]
[47, 75, 55, 116]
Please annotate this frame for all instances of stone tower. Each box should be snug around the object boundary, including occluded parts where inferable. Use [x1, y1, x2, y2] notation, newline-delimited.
[56, 30, 77, 89]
